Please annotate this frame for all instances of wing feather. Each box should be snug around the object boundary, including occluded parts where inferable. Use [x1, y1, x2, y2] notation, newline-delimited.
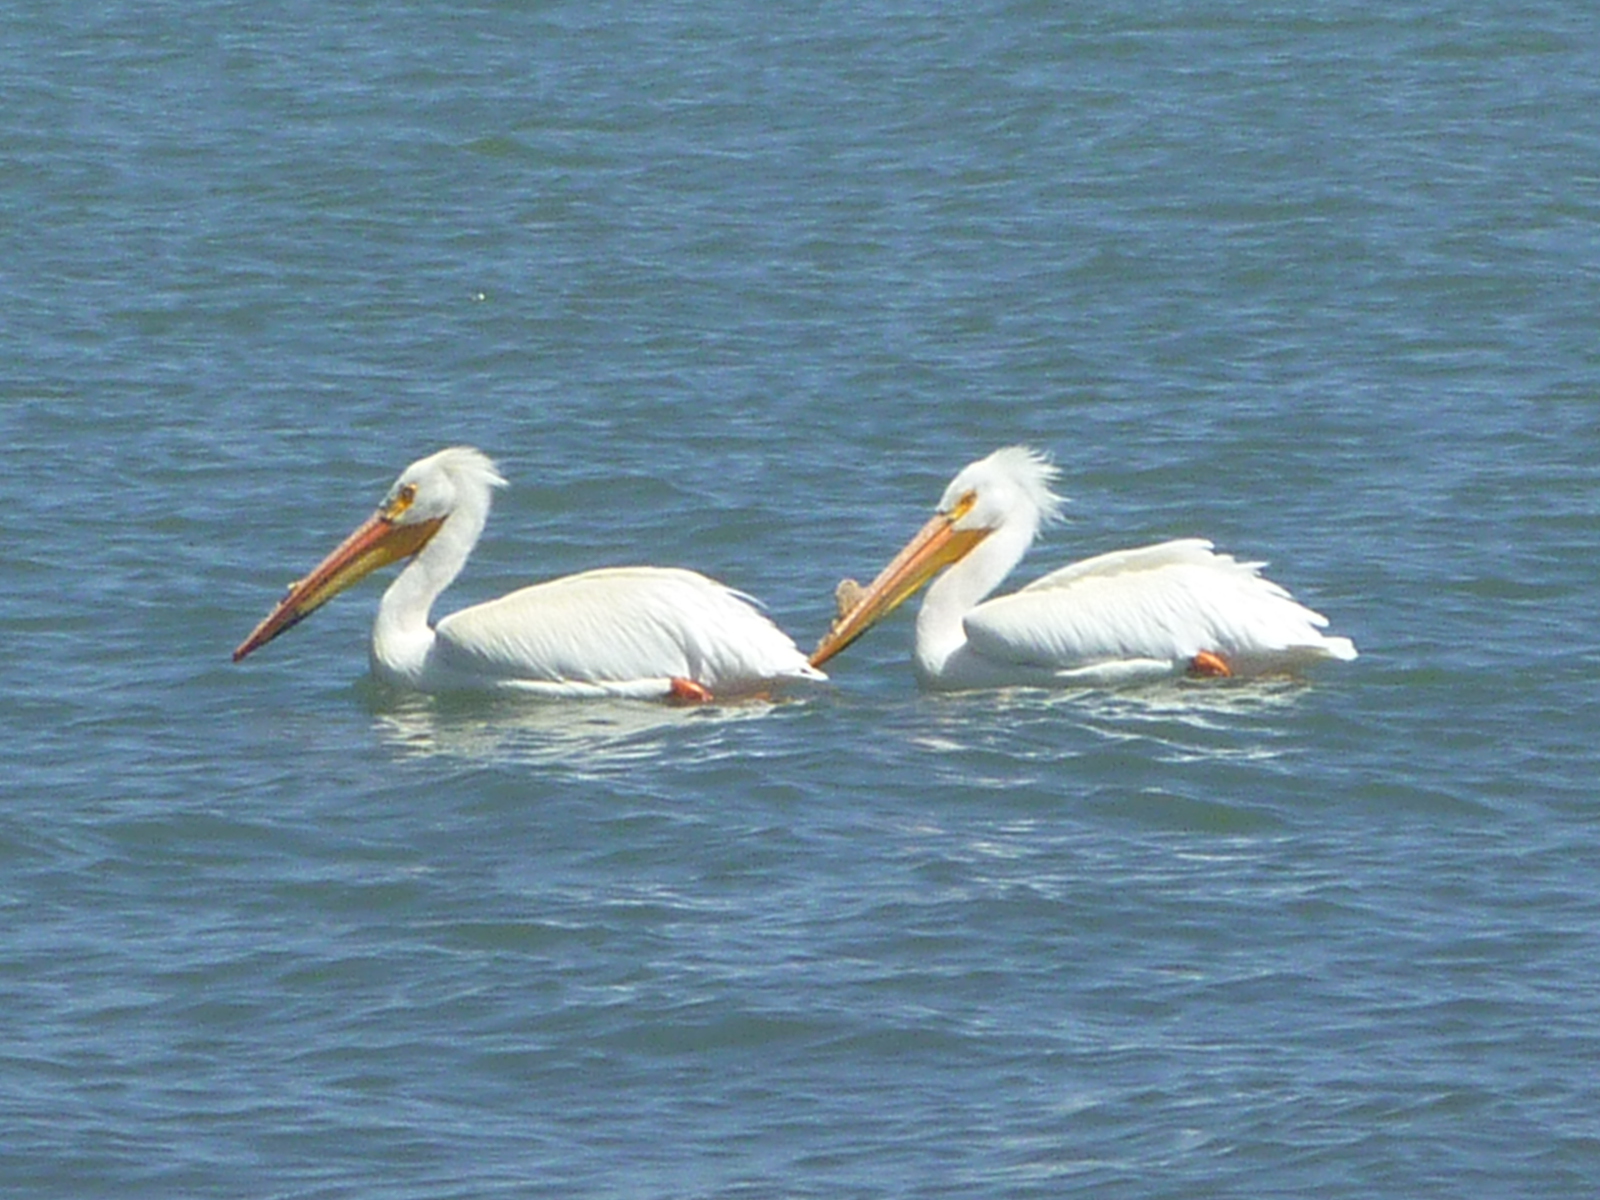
[434, 567, 822, 692]
[966, 540, 1356, 673]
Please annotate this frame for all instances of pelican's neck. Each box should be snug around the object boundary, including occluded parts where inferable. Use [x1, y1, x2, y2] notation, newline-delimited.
[370, 502, 487, 687]
[913, 509, 1038, 683]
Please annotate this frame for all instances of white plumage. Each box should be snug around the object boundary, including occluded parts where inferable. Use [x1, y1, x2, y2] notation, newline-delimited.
[811, 447, 1356, 689]
[429, 567, 817, 698]
[235, 447, 824, 700]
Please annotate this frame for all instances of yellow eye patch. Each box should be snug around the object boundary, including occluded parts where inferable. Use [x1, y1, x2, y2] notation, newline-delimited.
[945, 490, 978, 522]
[384, 482, 419, 520]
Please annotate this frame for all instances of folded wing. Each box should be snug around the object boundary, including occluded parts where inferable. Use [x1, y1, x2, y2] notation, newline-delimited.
[435, 567, 823, 694]
[963, 539, 1356, 676]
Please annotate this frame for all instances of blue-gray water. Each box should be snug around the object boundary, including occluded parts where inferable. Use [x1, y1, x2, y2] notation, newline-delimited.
[5, 2, 1600, 1196]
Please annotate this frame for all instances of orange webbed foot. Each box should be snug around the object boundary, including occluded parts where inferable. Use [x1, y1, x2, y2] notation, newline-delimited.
[1188, 650, 1232, 678]
[667, 677, 714, 704]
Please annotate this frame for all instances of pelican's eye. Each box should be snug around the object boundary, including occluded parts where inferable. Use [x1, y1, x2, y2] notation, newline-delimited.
[944, 490, 979, 524]
[385, 482, 419, 520]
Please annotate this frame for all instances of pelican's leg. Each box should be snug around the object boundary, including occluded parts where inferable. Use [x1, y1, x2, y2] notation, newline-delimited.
[1188, 651, 1232, 678]
[667, 677, 714, 704]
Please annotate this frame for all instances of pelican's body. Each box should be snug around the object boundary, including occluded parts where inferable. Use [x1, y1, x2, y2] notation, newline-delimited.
[235, 447, 825, 700]
[812, 447, 1356, 690]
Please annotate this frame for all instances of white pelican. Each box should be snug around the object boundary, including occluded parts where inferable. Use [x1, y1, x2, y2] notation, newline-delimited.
[810, 446, 1357, 689]
[234, 447, 825, 701]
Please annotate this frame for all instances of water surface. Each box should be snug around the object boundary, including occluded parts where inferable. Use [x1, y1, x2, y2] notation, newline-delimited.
[4, 2, 1600, 1196]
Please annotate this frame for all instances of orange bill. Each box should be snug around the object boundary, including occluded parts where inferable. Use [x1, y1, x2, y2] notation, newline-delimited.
[233, 511, 443, 662]
[810, 506, 988, 668]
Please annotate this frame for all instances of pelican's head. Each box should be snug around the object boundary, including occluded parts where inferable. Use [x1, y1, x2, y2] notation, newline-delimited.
[232, 447, 505, 662]
[939, 445, 1064, 534]
[810, 446, 1063, 667]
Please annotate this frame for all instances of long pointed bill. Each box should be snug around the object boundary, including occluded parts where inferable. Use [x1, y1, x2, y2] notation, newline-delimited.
[232, 512, 444, 662]
[810, 509, 989, 667]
